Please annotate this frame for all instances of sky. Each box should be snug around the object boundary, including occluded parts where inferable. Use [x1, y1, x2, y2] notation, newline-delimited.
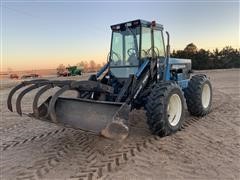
[0, 0, 239, 71]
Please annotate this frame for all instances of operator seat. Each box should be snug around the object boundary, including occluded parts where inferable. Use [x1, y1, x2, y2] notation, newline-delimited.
[128, 54, 138, 66]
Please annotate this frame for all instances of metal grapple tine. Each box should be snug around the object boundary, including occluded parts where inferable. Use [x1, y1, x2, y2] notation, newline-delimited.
[48, 85, 71, 123]
[16, 82, 50, 115]
[32, 80, 76, 118]
[7, 83, 25, 112]
[32, 84, 53, 118]
[7, 79, 49, 112]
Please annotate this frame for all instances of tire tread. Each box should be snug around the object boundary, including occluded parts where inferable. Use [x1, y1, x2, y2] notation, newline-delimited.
[145, 82, 185, 137]
[184, 74, 212, 116]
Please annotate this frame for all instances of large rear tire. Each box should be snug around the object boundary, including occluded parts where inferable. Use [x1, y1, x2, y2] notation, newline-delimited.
[184, 74, 212, 116]
[145, 82, 185, 137]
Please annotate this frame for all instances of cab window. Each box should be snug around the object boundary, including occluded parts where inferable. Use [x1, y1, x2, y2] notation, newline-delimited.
[141, 27, 152, 58]
[153, 30, 165, 57]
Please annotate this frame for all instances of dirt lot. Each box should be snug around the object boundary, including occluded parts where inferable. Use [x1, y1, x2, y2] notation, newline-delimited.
[0, 69, 239, 180]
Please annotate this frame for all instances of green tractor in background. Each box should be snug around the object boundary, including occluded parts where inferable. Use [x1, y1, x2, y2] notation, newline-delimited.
[66, 65, 82, 76]
[57, 65, 82, 77]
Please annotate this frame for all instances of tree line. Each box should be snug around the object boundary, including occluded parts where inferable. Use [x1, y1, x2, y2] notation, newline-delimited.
[171, 43, 240, 70]
[57, 60, 104, 74]
[57, 44, 240, 73]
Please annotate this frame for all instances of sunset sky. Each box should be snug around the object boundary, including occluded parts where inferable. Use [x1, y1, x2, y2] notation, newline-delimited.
[0, 1, 239, 71]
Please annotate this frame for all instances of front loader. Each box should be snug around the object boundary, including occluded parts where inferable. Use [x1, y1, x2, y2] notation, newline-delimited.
[7, 20, 213, 139]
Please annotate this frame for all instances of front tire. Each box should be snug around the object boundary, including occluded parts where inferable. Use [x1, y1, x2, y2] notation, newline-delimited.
[145, 82, 185, 137]
[184, 74, 212, 116]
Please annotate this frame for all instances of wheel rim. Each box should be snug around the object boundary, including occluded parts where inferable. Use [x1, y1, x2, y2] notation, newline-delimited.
[167, 94, 182, 126]
[202, 83, 211, 108]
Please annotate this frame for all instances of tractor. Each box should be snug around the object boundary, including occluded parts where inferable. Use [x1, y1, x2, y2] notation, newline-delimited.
[66, 66, 82, 76]
[7, 20, 212, 139]
[57, 65, 82, 77]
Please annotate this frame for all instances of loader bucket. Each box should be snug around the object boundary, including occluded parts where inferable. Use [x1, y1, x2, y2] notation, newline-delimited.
[8, 79, 130, 140]
[36, 97, 130, 140]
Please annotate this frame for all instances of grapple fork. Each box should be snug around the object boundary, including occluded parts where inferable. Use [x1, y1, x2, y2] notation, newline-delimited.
[7, 79, 130, 140]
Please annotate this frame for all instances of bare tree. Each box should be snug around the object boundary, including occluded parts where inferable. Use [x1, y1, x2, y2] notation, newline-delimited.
[56, 64, 66, 75]
[76, 61, 85, 71]
[96, 63, 101, 71]
[89, 60, 96, 72]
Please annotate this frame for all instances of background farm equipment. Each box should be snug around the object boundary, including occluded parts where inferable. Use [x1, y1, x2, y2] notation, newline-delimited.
[57, 65, 82, 77]
[8, 19, 212, 140]
[9, 74, 19, 79]
[66, 66, 82, 76]
[21, 73, 39, 79]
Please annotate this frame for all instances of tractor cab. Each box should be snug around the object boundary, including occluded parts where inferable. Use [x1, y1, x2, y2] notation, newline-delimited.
[109, 19, 165, 78]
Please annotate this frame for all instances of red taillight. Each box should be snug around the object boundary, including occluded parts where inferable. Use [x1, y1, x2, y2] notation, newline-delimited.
[151, 21, 156, 27]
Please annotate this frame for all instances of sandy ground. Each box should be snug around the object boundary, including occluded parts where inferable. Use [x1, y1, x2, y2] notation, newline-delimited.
[0, 69, 239, 180]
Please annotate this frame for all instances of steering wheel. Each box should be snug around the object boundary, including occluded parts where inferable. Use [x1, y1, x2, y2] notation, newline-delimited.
[146, 47, 160, 58]
[127, 48, 137, 56]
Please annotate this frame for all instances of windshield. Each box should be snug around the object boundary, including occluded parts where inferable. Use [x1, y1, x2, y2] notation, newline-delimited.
[110, 27, 140, 66]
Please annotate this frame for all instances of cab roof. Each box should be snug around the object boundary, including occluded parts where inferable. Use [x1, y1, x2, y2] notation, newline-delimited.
[111, 19, 164, 31]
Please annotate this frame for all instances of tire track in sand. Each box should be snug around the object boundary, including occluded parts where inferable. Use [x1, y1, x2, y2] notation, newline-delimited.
[103, 89, 240, 180]
[1, 88, 239, 179]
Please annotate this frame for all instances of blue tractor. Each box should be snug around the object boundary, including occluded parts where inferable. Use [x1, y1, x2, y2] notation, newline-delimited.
[8, 20, 212, 139]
